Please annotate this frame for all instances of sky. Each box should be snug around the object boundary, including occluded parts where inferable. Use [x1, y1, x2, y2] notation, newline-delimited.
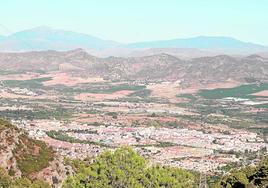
[0, 0, 267, 45]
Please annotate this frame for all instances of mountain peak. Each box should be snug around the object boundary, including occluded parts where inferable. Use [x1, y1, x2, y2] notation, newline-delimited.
[0, 27, 119, 51]
[66, 48, 88, 55]
[15, 26, 56, 35]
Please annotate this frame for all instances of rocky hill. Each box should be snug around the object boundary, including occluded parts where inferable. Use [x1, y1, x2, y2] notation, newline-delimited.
[0, 120, 71, 187]
[0, 49, 267, 87]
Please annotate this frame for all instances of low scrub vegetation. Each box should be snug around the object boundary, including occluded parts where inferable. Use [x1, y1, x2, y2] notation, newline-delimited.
[14, 135, 54, 176]
[0, 167, 50, 188]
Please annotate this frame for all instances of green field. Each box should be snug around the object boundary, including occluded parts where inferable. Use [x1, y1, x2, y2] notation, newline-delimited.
[198, 83, 268, 99]
[128, 89, 152, 97]
[253, 103, 268, 109]
[176, 93, 197, 101]
[0, 69, 23, 75]
[56, 83, 146, 94]
[3, 77, 52, 89]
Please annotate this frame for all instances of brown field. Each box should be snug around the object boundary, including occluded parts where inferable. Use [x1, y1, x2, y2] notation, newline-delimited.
[205, 81, 241, 90]
[178, 81, 241, 94]
[43, 72, 106, 86]
[74, 90, 133, 101]
[148, 81, 240, 102]
[147, 81, 181, 102]
[252, 90, 268, 97]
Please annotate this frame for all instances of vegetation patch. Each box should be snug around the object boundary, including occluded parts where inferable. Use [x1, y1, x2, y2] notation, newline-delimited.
[0, 69, 22, 75]
[0, 119, 17, 131]
[253, 103, 268, 109]
[46, 130, 110, 147]
[14, 134, 54, 177]
[3, 77, 52, 89]
[198, 83, 268, 99]
[177, 93, 197, 101]
[56, 83, 146, 94]
[0, 108, 72, 120]
[128, 89, 152, 98]
[63, 147, 198, 188]
[0, 167, 50, 188]
[218, 156, 268, 187]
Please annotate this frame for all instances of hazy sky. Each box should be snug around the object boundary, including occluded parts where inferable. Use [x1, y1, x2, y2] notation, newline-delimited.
[0, 0, 267, 44]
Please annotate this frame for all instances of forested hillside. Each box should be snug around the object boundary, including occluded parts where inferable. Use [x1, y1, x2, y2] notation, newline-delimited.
[0, 120, 69, 188]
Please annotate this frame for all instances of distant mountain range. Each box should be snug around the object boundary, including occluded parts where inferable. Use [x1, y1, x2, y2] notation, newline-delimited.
[125, 36, 268, 53]
[0, 26, 267, 55]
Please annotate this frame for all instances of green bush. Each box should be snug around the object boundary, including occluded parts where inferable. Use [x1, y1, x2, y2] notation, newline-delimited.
[63, 147, 198, 188]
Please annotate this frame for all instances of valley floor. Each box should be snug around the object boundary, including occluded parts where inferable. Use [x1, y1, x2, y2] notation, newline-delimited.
[0, 71, 267, 176]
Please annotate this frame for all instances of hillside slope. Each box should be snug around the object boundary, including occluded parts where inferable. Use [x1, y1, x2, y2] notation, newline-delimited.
[0, 49, 267, 86]
[0, 120, 71, 187]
